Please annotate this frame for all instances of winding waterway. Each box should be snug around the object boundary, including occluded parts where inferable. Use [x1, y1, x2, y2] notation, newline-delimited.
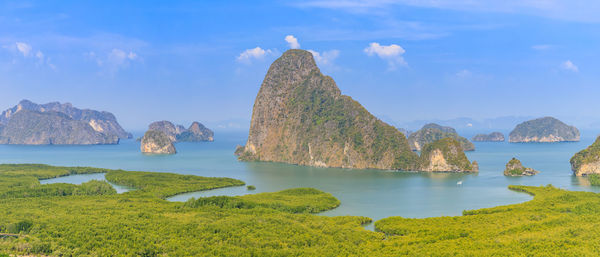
[9, 130, 600, 229]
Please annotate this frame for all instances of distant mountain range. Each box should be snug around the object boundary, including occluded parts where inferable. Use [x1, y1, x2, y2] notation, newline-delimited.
[387, 116, 535, 132]
[0, 100, 131, 145]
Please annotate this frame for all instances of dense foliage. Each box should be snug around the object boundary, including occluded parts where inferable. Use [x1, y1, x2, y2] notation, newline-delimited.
[408, 123, 475, 151]
[588, 174, 600, 186]
[104, 169, 243, 198]
[3, 164, 600, 256]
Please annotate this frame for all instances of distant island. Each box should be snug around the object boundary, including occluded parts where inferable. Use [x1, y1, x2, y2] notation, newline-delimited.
[408, 123, 475, 151]
[140, 120, 213, 154]
[472, 132, 505, 142]
[509, 117, 579, 143]
[570, 136, 600, 176]
[0, 100, 131, 145]
[503, 158, 540, 176]
[235, 49, 475, 172]
[148, 120, 214, 142]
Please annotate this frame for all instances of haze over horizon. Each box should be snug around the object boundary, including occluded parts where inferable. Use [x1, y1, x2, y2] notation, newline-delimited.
[2, 1, 600, 130]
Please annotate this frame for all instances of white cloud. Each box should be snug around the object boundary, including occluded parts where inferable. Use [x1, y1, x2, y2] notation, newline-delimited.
[307, 49, 340, 66]
[561, 60, 578, 72]
[35, 50, 44, 59]
[364, 42, 407, 69]
[456, 69, 472, 77]
[85, 48, 139, 74]
[285, 35, 300, 49]
[532, 44, 553, 50]
[15, 42, 32, 57]
[2, 42, 54, 69]
[107, 49, 138, 66]
[237, 47, 273, 63]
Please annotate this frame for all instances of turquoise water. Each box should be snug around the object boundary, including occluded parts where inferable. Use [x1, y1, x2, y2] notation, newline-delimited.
[4, 130, 600, 229]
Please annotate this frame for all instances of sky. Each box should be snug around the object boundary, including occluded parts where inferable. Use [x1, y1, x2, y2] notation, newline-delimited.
[2, 0, 600, 131]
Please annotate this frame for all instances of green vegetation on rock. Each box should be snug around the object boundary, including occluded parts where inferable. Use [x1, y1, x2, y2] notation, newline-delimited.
[418, 138, 476, 172]
[408, 123, 475, 151]
[503, 158, 540, 176]
[571, 136, 600, 176]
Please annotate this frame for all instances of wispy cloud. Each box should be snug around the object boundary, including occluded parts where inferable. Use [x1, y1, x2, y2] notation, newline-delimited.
[364, 42, 406, 69]
[285, 35, 300, 49]
[2, 42, 55, 69]
[85, 48, 140, 74]
[456, 69, 472, 78]
[307, 49, 340, 66]
[532, 44, 554, 51]
[561, 60, 578, 72]
[293, 0, 600, 23]
[236, 47, 274, 64]
[15, 42, 32, 57]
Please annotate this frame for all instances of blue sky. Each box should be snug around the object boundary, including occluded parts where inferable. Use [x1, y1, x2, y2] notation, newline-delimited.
[1, 0, 600, 130]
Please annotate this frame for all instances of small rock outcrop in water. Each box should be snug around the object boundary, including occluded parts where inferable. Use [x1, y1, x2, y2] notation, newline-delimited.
[140, 130, 176, 154]
[509, 117, 579, 143]
[0, 100, 131, 145]
[418, 138, 478, 172]
[472, 132, 505, 142]
[503, 158, 539, 176]
[236, 49, 418, 170]
[570, 136, 600, 176]
[408, 123, 475, 151]
[148, 121, 214, 142]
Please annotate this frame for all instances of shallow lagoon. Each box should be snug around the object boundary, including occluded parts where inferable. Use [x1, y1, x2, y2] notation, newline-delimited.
[5, 130, 600, 229]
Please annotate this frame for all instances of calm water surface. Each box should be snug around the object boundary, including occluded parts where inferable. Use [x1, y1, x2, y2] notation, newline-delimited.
[5, 130, 600, 229]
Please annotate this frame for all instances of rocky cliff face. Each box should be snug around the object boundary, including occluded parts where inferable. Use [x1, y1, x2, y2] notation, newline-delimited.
[509, 117, 579, 143]
[571, 136, 600, 176]
[148, 121, 214, 142]
[140, 130, 176, 154]
[418, 138, 478, 172]
[237, 49, 418, 170]
[0, 100, 130, 145]
[503, 158, 540, 176]
[472, 132, 505, 142]
[0, 99, 131, 139]
[408, 123, 475, 151]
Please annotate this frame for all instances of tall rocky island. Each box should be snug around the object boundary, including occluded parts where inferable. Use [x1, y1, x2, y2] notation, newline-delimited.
[408, 123, 475, 151]
[236, 49, 476, 172]
[140, 130, 176, 154]
[570, 136, 600, 176]
[509, 117, 579, 143]
[0, 100, 131, 145]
